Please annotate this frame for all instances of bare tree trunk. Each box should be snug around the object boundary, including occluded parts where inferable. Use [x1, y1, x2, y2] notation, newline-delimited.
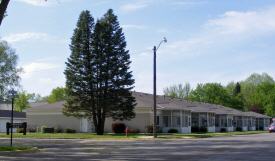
[0, 0, 10, 26]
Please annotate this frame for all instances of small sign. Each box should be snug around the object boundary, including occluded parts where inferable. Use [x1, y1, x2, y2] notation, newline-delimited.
[11, 123, 23, 128]
[6, 122, 27, 135]
[7, 95, 19, 99]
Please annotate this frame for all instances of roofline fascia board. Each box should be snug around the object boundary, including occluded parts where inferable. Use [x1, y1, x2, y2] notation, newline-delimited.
[0, 117, 26, 119]
[215, 113, 234, 115]
[159, 108, 193, 111]
[135, 108, 152, 110]
[192, 111, 216, 113]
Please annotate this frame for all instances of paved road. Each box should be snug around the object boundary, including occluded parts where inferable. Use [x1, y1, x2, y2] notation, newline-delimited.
[0, 133, 274, 160]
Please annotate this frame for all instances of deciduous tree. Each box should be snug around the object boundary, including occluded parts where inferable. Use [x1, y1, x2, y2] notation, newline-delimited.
[43, 87, 67, 103]
[0, 40, 23, 100]
[163, 82, 191, 99]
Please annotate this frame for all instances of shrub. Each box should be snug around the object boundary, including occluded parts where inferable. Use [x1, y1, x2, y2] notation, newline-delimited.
[256, 127, 259, 130]
[29, 128, 36, 133]
[200, 127, 207, 132]
[236, 127, 242, 131]
[146, 124, 153, 133]
[129, 129, 139, 133]
[111, 123, 125, 133]
[65, 128, 76, 133]
[16, 128, 24, 133]
[157, 126, 162, 133]
[191, 126, 200, 132]
[41, 125, 47, 133]
[55, 125, 62, 133]
[27, 125, 36, 133]
[220, 128, 226, 132]
[168, 128, 178, 133]
[259, 127, 263, 130]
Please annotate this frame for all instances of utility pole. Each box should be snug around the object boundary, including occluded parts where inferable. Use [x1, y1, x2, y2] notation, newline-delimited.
[152, 38, 167, 138]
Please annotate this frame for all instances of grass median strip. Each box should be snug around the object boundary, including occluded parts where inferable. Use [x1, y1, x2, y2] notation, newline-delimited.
[0, 130, 268, 139]
[0, 146, 33, 151]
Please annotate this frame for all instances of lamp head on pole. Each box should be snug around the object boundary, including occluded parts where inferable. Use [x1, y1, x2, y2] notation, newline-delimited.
[163, 37, 167, 43]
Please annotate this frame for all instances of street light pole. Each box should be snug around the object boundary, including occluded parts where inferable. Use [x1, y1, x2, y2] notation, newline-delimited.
[153, 46, 157, 138]
[153, 37, 167, 138]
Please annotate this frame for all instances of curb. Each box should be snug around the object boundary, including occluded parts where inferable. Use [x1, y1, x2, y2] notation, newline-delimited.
[0, 147, 39, 155]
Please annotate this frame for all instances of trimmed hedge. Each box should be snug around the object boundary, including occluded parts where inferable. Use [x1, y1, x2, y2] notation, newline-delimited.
[236, 127, 242, 131]
[191, 126, 200, 132]
[65, 128, 76, 133]
[16, 128, 24, 133]
[55, 126, 62, 133]
[168, 128, 178, 133]
[111, 123, 125, 133]
[200, 127, 207, 132]
[220, 128, 226, 132]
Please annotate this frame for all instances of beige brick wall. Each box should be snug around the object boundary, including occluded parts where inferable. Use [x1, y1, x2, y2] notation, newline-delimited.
[26, 113, 81, 132]
[104, 113, 151, 133]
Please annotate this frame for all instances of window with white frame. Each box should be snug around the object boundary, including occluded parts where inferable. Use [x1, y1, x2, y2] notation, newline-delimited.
[182, 111, 189, 127]
[172, 110, 181, 127]
[228, 118, 232, 127]
[215, 115, 220, 127]
[220, 115, 227, 127]
[163, 116, 171, 127]
[191, 113, 199, 127]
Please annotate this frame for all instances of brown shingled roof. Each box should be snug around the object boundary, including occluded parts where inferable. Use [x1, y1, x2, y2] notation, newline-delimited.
[22, 91, 272, 119]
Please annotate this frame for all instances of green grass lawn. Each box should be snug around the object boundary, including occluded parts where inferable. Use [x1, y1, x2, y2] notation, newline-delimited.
[0, 130, 268, 139]
[0, 146, 33, 151]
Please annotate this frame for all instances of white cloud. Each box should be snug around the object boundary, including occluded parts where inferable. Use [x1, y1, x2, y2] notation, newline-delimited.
[20, 62, 65, 96]
[15, 0, 52, 7]
[204, 7, 275, 34]
[121, 3, 148, 12]
[121, 25, 147, 29]
[15, 0, 75, 7]
[2, 32, 51, 42]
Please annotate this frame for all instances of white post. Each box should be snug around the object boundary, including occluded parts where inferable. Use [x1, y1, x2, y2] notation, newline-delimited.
[180, 110, 182, 128]
[171, 111, 172, 127]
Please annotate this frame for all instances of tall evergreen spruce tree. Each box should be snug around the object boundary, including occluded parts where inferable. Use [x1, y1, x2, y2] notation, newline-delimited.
[233, 82, 241, 97]
[63, 9, 136, 135]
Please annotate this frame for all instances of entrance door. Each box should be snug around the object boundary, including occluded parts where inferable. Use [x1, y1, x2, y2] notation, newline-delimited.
[81, 118, 88, 133]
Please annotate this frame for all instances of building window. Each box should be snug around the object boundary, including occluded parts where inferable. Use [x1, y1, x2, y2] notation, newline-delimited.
[163, 116, 171, 127]
[157, 116, 159, 126]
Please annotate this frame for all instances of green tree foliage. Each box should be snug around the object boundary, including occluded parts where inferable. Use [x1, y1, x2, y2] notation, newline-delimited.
[188, 83, 231, 106]
[233, 82, 241, 97]
[43, 87, 67, 103]
[63, 9, 136, 135]
[163, 82, 191, 99]
[251, 82, 275, 117]
[241, 73, 274, 110]
[14, 90, 34, 112]
[0, 40, 23, 100]
[225, 81, 235, 97]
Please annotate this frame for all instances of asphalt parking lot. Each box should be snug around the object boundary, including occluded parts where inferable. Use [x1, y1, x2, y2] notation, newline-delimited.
[0, 133, 274, 161]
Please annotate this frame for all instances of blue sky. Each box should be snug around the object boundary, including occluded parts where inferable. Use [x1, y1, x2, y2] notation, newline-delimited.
[1, 0, 275, 97]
